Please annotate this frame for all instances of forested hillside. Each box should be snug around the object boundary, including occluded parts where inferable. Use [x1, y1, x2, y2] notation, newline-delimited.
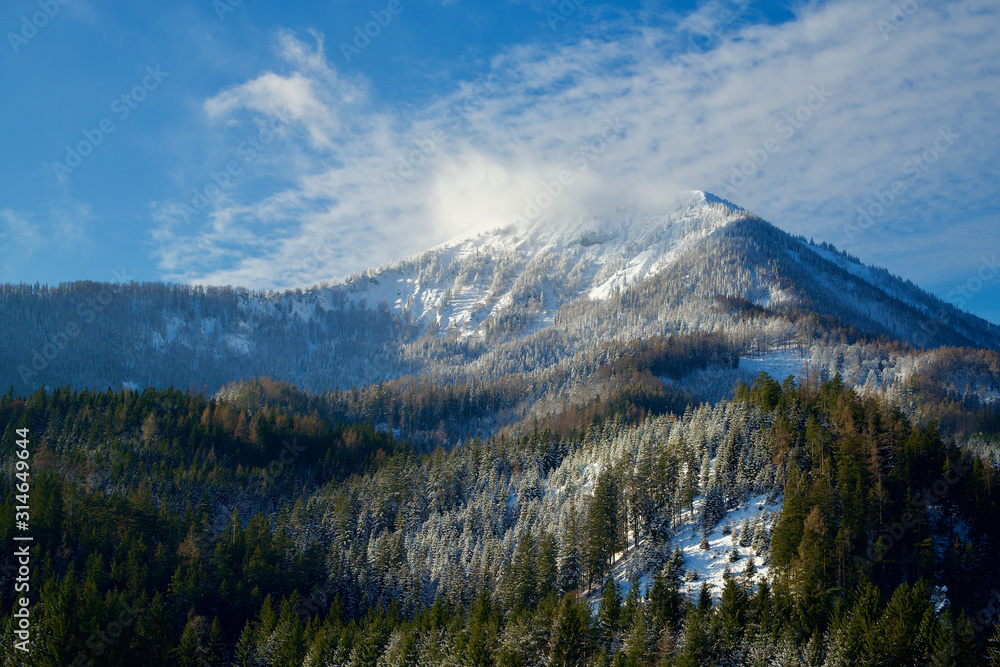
[3, 192, 1000, 665]
[3, 366, 1000, 664]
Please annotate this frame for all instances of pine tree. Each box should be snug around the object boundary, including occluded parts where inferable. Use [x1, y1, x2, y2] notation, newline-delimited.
[464, 593, 497, 667]
[621, 578, 641, 632]
[715, 577, 748, 652]
[234, 622, 256, 667]
[622, 603, 655, 667]
[206, 617, 226, 667]
[701, 486, 726, 533]
[536, 533, 559, 600]
[551, 594, 590, 667]
[697, 583, 713, 616]
[676, 598, 713, 667]
[649, 568, 684, 632]
[501, 533, 538, 610]
[558, 518, 583, 594]
[586, 468, 621, 587]
[273, 595, 307, 667]
[739, 518, 752, 547]
[597, 575, 621, 650]
[380, 627, 418, 666]
[665, 547, 685, 585]
[175, 614, 206, 667]
[875, 582, 929, 666]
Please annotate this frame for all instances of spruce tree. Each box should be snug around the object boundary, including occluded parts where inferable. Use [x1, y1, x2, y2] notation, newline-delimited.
[649, 569, 684, 632]
[676, 598, 713, 667]
[621, 578, 641, 632]
[536, 533, 559, 600]
[586, 467, 622, 585]
[551, 594, 590, 667]
[715, 577, 748, 652]
[597, 575, 622, 649]
[175, 614, 206, 667]
[622, 603, 655, 667]
[206, 617, 227, 667]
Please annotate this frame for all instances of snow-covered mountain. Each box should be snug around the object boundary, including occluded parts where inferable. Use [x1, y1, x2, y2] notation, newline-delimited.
[2, 191, 997, 395]
[335, 190, 998, 349]
[334, 191, 740, 336]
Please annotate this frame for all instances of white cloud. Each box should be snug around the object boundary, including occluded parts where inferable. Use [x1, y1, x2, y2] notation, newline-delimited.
[203, 30, 363, 151]
[153, 0, 1000, 293]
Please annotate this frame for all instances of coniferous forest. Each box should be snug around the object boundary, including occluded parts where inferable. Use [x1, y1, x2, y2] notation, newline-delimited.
[3, 199, 1000, 665]
[3, 0, 999, 656]
[3, 363, 1000, 665]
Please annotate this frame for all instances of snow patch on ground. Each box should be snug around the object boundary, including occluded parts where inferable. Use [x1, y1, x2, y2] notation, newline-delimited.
[289, 297, 315, 323]
[675, 493, 781, 600]
[585, 493, 782, 607]
[661, 347, 812, 404]
[740, 348, 810, 383]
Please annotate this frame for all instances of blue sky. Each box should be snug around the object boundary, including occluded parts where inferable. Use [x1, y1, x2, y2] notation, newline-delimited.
[1, 0, 999, 324]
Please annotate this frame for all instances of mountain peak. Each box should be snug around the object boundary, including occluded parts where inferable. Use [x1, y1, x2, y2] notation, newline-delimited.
[4, 190, 999, 396]
[434, 189, 744, 256]
[332, 191, 754, 337]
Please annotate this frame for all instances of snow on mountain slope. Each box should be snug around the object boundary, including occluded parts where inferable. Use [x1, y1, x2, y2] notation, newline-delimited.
[593, 492, 782, 606]
[3, 190, 997, 395]
[332, 191, 744, 337]
[317, 189, 998, 353]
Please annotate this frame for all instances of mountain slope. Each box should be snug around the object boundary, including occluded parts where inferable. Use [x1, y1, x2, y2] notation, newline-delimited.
[1, 191, 997, 396]
[335, 190, 998, 353]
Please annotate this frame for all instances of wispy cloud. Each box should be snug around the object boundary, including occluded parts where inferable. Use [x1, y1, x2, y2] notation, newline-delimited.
[0, 204, 92, 276]
[153, 0, 1000, 293]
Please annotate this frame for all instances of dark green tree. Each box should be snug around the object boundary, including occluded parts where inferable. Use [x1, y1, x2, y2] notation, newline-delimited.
[597, 575, 621, 649]
[550, 594, 590, 667]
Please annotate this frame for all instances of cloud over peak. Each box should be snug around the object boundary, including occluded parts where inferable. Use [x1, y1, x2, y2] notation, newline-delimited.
[153, 0, 1000, 298]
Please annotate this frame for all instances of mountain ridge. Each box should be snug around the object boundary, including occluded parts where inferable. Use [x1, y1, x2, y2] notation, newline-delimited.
[1, 191, 997, 396]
